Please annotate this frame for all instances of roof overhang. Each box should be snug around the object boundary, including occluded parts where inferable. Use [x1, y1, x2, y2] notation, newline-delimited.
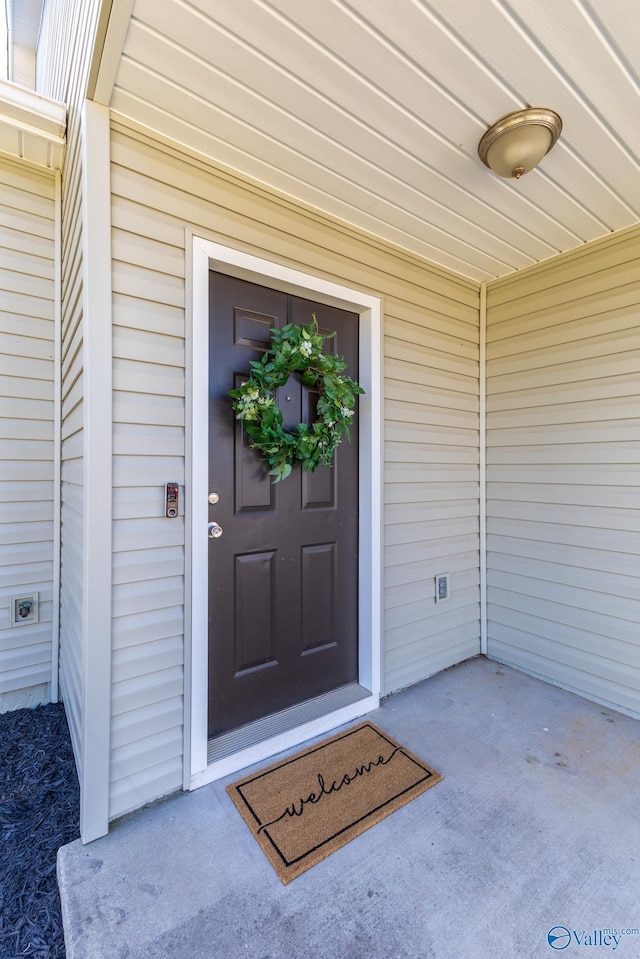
[87, 0, 136, 105]
[0, 77, 66, 169]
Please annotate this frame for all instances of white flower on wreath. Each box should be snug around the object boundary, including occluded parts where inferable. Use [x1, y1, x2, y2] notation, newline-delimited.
[239, 402, 259, 420]
[340, 406, 355, 418]
[297, 340, 313, 357]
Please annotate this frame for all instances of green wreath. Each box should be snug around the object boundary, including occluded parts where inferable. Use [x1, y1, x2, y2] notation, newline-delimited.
[229, 316, 364, 482]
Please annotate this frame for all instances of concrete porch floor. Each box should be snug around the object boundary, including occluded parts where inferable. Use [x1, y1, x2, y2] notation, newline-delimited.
[58, 657, 640, 958]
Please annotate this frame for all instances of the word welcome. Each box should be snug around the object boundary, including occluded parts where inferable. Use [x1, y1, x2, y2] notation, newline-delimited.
[258, 747, 402, 833]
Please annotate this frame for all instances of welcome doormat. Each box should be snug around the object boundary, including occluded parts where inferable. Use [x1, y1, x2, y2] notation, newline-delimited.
[226, 721, 442, 883]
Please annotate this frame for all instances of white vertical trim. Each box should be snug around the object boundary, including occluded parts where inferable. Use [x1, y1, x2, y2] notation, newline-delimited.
[183, 231, 210, 783]
[479, 282, 488, 656]
[356, 296, 383, 699]
[50, 169, 62, 703]
[186, 236, 382, 787]
[80, 100, 113, 843]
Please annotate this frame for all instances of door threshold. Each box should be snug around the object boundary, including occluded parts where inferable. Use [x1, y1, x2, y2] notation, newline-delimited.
[190, 683, 377, 790]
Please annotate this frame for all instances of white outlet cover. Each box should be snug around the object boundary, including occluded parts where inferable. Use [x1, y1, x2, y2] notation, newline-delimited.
[434, 573, 450, 603]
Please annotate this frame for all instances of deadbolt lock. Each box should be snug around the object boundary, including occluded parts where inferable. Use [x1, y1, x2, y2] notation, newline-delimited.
[208, 492, 220, 505]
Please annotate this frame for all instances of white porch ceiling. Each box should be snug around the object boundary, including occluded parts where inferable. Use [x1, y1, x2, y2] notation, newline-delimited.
[104, 0, 640, 281]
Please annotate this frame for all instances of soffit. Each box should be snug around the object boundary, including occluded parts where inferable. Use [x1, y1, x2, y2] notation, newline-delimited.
[9, 0, 44, 49]
[7, 0, 44, 87]
[105, 0, 640, 281]
[0, 77, 65, 168]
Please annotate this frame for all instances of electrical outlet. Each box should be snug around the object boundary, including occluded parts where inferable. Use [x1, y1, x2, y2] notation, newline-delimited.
[10, 593, 39, 627]
[434, 573, 450, 604]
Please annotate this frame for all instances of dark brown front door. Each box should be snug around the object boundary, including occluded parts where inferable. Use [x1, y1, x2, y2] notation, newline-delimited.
[207, 272, 360, 738]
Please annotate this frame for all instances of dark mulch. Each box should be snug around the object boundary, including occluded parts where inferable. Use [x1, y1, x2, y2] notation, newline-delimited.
[0, 703, 80, 959]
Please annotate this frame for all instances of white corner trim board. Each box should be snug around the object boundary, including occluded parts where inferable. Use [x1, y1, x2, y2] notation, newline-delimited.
[80, 100, 113, 843]
[51, 169, 62, 703]
[186, 234, 383, 789]
[479, 282, 487, 657]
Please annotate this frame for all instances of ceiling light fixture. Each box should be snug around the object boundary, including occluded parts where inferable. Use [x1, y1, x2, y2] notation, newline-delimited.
[478, 108, 562, 180]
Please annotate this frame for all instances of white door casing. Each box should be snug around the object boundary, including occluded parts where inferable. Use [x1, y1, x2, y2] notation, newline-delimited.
[186, 234, 383, 789]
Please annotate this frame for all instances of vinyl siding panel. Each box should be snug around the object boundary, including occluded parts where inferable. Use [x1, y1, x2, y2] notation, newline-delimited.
[486, 224, 640, 716]
[0, 158, 56, 710]
[107, 119, 480, 819]
[37, 0, 102, 768]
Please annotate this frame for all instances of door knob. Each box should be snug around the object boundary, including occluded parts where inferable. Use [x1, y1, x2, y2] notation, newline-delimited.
[208, 521, 223, 539]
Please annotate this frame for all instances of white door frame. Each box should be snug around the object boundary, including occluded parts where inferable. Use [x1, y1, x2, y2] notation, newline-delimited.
[186, 234, 382, 789]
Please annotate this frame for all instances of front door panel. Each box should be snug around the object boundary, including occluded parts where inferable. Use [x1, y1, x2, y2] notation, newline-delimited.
[207, 272, 359, 738]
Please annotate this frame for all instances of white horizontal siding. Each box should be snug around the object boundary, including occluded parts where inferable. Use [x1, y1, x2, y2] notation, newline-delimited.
[486, 225, 640, 716]
[106, 119, 480, 819]
[0, 158, 56, 711]
[108, 130, 187, 818]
